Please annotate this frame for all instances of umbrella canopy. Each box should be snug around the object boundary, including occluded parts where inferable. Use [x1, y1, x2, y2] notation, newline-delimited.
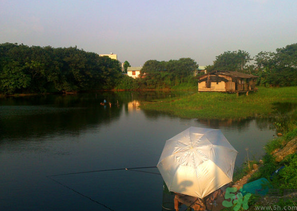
[157, 127, 238, 198]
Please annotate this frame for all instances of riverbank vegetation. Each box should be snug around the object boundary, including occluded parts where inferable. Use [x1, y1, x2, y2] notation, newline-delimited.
[140, 87, 297, 119]
[229, 111, 297, 207]
[1, 42, 297, 95]
[114, 58, 198, 90]
[1, 42, 297, 207]
[0, 43, 122, 94]
[138, 58, 198, 89]
[206, 43, 297, 87]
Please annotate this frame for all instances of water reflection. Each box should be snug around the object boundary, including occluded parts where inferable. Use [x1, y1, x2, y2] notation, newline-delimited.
[270, 102, 297, 133]
[128, 100, 141, 111]
[1, 92, 290, 157]
[0, 91, 292, 211]
[0, 91, 194, 141]
[0, 94, 122, 140]
[196, 118, 274, 132]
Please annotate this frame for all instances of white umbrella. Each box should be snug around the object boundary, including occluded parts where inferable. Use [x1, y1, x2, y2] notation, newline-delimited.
[157, 127, 238, 198]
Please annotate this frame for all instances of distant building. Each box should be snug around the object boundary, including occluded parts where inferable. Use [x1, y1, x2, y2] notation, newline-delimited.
[99, 53, 118, 60]
[194, 66, 207, 76]
[198, 71, 258, 94]
[127, 67, 142, 79]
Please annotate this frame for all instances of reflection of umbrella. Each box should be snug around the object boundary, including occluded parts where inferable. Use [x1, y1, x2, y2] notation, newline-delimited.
[157, 127, 238, 198]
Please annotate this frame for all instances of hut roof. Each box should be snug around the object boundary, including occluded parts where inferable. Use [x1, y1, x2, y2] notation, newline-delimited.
[198, 71, 258, 79]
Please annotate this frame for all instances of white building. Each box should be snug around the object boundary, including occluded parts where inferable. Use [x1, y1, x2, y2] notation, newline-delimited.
[99, 53, 117, 60]
[127, 67, 142, 79]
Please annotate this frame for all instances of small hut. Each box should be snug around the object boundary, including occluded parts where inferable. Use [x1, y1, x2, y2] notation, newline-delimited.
[198, 71, 258, 94]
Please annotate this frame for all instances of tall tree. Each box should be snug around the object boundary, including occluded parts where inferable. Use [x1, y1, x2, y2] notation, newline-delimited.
[139, 58, 198, 88]
[254, 43, 297, 87]
[0, 60, 31, 94]
[123, 61, 131, 73]
[0, 43, 124, 94]
[274, 43, 297, 70]
[254, 51, 276, 72]
[211, 50, 251, 72]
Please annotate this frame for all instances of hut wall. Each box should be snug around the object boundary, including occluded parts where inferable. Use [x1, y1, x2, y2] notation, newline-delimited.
[225, 81, 235, 92]
[198, 81, 226, 92]
[249, 80, 256, 90]
[213, 81, 226, 91]
[198, 72, 257, 93]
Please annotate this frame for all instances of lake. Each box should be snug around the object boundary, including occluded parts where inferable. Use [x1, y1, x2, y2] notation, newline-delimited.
[0, 92, 276, 211]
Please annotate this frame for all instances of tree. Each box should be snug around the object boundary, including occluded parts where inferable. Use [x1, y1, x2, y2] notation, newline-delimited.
[123, 61, 131, 73]
[254, 43, 297, 87]
[139, 58, 198, 88]
[0, 43, 125, 94]
[0, 60, 31, 94]
[212, 50, 251, 72]
[139, 60, 163, 88]
[274, 43, 297, 70]
[254, 51, 276, 72]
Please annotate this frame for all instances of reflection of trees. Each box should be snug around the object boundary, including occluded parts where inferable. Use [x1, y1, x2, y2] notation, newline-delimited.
[117, 91, 193, 119]
[141, 109, 177, 120]
[115, 90, 192, 102]
[254, 118, 276, 131]
[2, 93, 294, 142]
[196, 103, 297, 131]
[0, 91, 187, 141]
[0, 93, 124, 141]
[196, 118, 253, 131]
[270, 103, 297, 133]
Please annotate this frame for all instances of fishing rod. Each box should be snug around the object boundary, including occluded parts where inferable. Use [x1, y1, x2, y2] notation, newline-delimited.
[46, 166, 160, 210]
[48, 165, 158, 177]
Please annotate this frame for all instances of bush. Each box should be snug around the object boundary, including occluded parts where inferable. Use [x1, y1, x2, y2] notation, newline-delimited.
[114, 75, 139, 90]
[264, 138, 285, 154]
[284, 128, 297, 141]
[278, 154, 297, 189]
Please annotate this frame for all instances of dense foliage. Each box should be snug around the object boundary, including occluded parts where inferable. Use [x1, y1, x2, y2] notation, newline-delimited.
[245, 118, 297, 206]
[114, 74, 139, 90]
[138, 58, 198, 89]
[0, 43, 122, 94]
[255, 43, 297, 87]
[206, 50, 251, 72]
[1, 42, 297, 94]
[206, 44, 297, 87]
[123, 61, 131, 73]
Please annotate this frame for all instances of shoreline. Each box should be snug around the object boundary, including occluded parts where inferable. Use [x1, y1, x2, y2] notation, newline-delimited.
[0, 87, 197, 98]
[139, 86, 297, 120]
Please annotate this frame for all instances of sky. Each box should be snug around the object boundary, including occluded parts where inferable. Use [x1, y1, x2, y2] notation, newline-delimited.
[0, 0, 296, 67]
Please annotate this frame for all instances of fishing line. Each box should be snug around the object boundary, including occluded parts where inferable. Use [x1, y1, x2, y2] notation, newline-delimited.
[46, 166, 159, 210]
[48, 165, 157, 177]
[46, 175, 115, 211]
[128, 169, 161, 176]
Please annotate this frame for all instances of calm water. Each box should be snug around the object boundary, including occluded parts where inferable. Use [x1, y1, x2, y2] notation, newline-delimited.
[0, 92, 276, 211]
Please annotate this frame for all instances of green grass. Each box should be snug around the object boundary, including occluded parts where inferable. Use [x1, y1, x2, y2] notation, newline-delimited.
[140, 86, 297, 207]
[170, 82, 197, 90]
[140, 87, 297, 119]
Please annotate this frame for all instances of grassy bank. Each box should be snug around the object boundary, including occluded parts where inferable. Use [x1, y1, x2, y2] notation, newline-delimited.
[228, 123, 297, 208]
[141, 86, 297, 207]
[140, 87, 297, 119]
